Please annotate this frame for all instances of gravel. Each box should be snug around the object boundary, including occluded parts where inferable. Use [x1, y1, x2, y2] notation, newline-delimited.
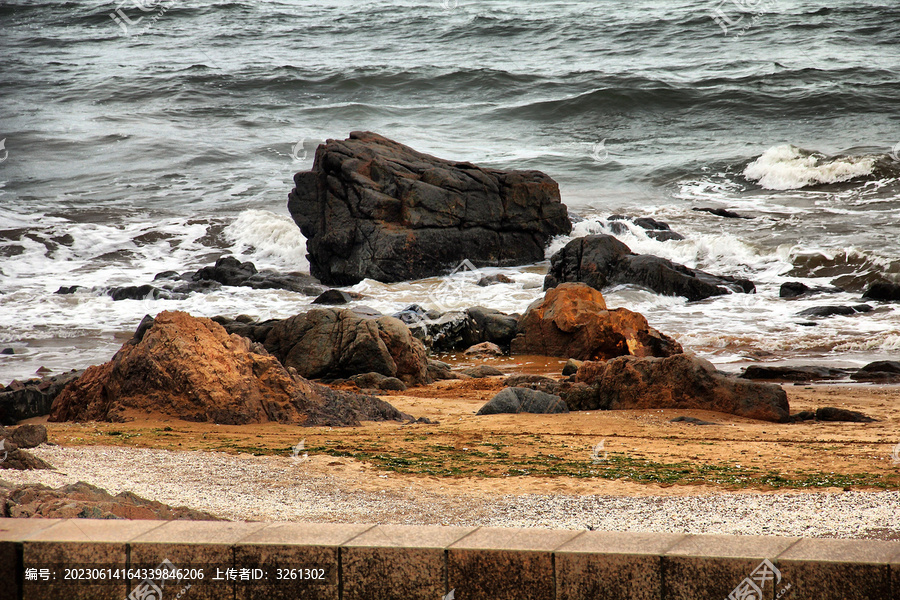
[3, 446, 898, 540]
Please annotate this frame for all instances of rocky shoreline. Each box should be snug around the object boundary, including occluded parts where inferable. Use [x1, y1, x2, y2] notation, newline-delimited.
[1, 134, 896, 518]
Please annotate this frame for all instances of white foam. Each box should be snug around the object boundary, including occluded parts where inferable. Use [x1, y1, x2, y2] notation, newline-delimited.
[744, 144, 876, 190]
[224, 209, 309, 272]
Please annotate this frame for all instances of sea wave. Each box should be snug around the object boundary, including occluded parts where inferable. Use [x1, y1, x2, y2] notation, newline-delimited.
[743, 145, 880, 190]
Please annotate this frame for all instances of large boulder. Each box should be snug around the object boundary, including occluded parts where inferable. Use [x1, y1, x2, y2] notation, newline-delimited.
[544, 234, 754, 301]
[264, 308, 429, 386]
[288, 132, 572, 284]
[0, 370, 82, 425]
[50, 312, 409, 427]
[510, 283, 682, 360]
[570, 354, 790, 422]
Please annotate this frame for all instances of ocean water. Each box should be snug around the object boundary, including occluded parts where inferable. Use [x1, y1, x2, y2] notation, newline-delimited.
[1, 0, 900, 381]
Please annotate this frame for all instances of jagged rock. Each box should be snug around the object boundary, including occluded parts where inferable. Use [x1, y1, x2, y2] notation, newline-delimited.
[463, 342, 504, 358]
[779, 282, 843, 298]
[212, 316, 280, 345]
[863, 281, 900, 301]
[0, 370, 82, 425]
[692, 207, 752, 219]
[477, 274, 514, 286]
[544, 235, 754, 301]
[50, 311, 410, 427]
[462, 307, 519, 349]
[288, 131, 572, 284]
[815, 407, 876, 423]
[405, 307, 519, 352]
[571, 354, 790, 422]
[0, 480, 220, 520]
[740, 365, 852, 381]
[349, 372, 407, 392]
[510, 283, 683, 360]
[796, 305, 872, 318]
[476, 387, 568, 415]
[460, 365, 504, 378]
[264, 308, 429, 386]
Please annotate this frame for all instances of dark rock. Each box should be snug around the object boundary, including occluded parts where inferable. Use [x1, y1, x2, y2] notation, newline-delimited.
[406, 306, 519, 353]
[462, 307, 519, 350]
[779, 282, 844, 298]
[796, 304, 872, 318]
[740, 365, 852, 382]
[670, 416, 718, 425]
[463, 342, 504, 357]
[312, 289, 354, 305]
[476, 387, 568, 415]
[214, 316, 281, 346]
[544, 235, 755, 301]
[851, 360, 900, 382]
[790, 411, 816, 422]
[0, 480, 221, 519]
[571, 354, 790, 422]
[193, 255, 257, 285]
[477, 274, 514, 286]
[863, 281, 900, 301]
[0, 446, 54, 471]
[460, 365, 504, 378]
[692, 207, 752, 219]
[510, 283, 683, 360]
[7, 424, 47, 448]
[130, 314, 155, 345]
[815, 407, 876, 423]
[607, 215, 685, 241]
[349, 372, 407, 391]
[0, 370, 82, 426]
[288, 131, 572, 285]
[427, 359, 459, 381]
[1, 348, 13, 355]
[561, 358, 583, 377]
[50, 311, 412, 427]
[264, 308, 429, 386]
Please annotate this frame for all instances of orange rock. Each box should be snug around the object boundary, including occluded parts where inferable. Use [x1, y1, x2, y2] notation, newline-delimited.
[50, 311, 407, 426]
[510, 283, 682, 360]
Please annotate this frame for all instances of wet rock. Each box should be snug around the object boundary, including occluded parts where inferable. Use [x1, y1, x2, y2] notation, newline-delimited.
[212, 316, 280, 346]
[1, 348, 13, 355]
[815, 407, 876, 423]
[862, 281, 900, 301]
[0, 445, 54, 471]
[476, 387, 568, 415]
[692, 207, 752, 219]
[407, 307, 519, 352]
[288, 131, 572, 285]
[462, 307, 518, 350]
[427, 359, 460, 381]
[50, 311, 411, 427]
[264, 308, 429, 386]
[0, 480, 220, 520]
[740, 365, 852, 381]
[510, 283, 683, 360]
[796, 304, 872, 318]
[779, 282, 844, 298]
[571, 354, 790, 422]
[477, 274, 514, 286]
[463, 342, 504, 358]
[544, 235, 754, 301]
[0, 370, 82, 426]
[460, 365, 504, 378]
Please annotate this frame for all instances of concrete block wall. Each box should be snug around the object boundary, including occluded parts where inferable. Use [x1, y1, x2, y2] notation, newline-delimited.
[1, 518, 898, 600]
